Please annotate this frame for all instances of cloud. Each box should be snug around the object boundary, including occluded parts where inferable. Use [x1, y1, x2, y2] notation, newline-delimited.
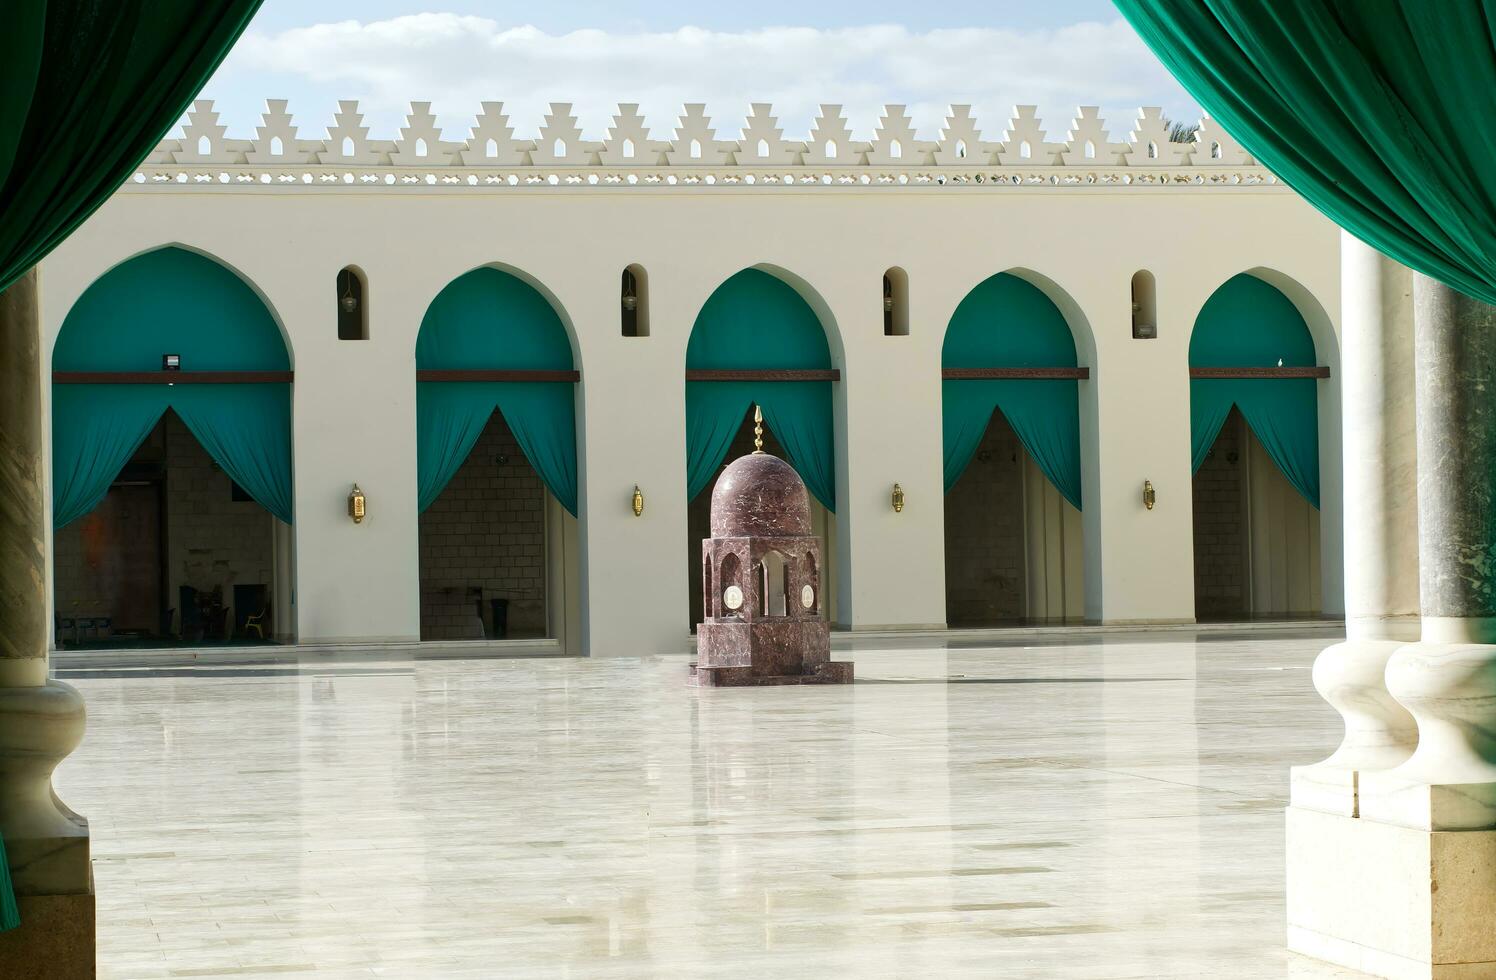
[204, 13, 1197, 141]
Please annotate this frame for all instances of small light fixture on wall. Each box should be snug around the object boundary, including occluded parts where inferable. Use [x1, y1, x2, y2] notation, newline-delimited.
[348, 483, 367, 523]
[621, 270, 639, 312]
[1143, 479, 1156, 510]
[891, 483, 905, 513]
[340, 272, 359, 314]
[162, 353, 180, 371]
[632, 484, 644, 517]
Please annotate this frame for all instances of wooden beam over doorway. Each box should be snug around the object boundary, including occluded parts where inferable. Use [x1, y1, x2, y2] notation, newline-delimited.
[1189, 366, 1331, 379]
[53, 371, 294, 384]
[941, 367, 1091, 380]
[685, 369, 841, 382]
[416, 369, 581, 383]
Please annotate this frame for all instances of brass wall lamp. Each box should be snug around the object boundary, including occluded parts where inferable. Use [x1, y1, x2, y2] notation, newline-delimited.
[891, 483, 905, 513]
[1143, 480, 1156, 510]
[632, 485, 644, 517]
[348, 483, 367, 523]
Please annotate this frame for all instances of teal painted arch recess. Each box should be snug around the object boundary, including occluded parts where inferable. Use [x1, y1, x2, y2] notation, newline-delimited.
[416, 267, 578, 514]
[1189, 273, 1320, 508]
[941, 273, 1083, 509]
[685, 269, 837, 511]
[51, 247, 293, 528]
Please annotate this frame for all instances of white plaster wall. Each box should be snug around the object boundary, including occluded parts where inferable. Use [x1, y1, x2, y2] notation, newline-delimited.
[37, 180, 1342, 653]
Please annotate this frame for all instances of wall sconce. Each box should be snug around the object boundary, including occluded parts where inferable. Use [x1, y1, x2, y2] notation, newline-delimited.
[1143, 479, 1156, 510]
[348, 483, 366, 523]
[632, 484, 644, 517]
[339, 270, 359, 314]
[891, 483, 905, 513]
[622, 269, 639, 312]
[162, 353, 180, 371]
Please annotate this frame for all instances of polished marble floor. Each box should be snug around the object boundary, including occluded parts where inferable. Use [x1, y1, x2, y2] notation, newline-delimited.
[54, 630, 1372, 979]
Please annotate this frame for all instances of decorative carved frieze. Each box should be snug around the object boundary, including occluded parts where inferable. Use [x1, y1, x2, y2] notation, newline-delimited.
[130, 99, 1281, 192]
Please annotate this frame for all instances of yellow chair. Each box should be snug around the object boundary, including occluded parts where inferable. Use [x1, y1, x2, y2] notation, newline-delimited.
[243, 603, 270, 641]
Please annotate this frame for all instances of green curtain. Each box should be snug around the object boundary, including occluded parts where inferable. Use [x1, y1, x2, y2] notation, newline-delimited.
[172, 385, 293, 523]
[54, 247, 289, 371]
[1, 1, 263, 294]
[1111, 0, 1496, 305]
[1190, 273, 1320, 508]
[0, 838, 16, 931]
[684, 381, 836, 510]
[416, 382, 577, 514]
[685, 269, 838, 510]
[2, 0, 264, 936]
[416, 267, 578, 515]
[942, 273, 1083, 508]
[52, 247, 294, 527]
[52, 385, 167, 529]
[51, 384, 294, 528]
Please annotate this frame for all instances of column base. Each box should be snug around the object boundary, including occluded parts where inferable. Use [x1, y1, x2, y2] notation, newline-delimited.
[1290, 763, 1362, 817]
[1291, 636, 1418, 817]
[1286, 806, 1496, 979]
[0, 892, 95, 979]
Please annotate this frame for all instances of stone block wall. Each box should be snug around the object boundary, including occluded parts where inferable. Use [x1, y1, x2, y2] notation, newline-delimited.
[163, 413, 274, 633]
[52, 413, 276, 641]
[1192, 408, 1248, 618]
[52, 426, 166, 632]
[943, 410, 1026, 625]
[418, 410, 548, 640]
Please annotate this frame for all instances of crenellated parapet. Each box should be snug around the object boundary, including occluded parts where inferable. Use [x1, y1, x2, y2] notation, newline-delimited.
[134, 100, 1276, 191]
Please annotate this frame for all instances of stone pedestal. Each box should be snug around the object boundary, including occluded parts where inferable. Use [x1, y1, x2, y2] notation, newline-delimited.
[1291, 235, 1419, 817]
[0, 270, 94, 978]
[1287, 808, 1496, 979]
[1289, 275, 1496, 979]
[0, 894, 96, 979]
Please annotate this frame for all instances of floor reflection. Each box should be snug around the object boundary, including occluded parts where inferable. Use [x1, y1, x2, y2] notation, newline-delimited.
[54, 630, 1364, 978]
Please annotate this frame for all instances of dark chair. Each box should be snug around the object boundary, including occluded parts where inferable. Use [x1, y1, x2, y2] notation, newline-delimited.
[179, 586, 204, 643]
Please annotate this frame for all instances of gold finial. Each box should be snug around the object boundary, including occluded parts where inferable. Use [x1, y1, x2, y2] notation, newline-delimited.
[753, 405, 764, 453]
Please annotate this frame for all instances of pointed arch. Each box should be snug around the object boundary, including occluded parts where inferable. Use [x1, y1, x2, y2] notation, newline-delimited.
[941, 272, 1082, 508]
[684, 268, 837, 511]
[1188, 272, 1321, 507]
[51, 245, 293, 528]
[415, 266, 578, 515]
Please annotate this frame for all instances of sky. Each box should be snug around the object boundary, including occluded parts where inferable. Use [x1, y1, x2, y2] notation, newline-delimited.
[191, 1, 1199, 144]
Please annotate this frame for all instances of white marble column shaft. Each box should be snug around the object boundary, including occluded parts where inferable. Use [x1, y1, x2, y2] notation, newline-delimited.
[1292, 235, 1418, 816]
[1360, 275, 1496, 832]
[0, 269, 90, 897]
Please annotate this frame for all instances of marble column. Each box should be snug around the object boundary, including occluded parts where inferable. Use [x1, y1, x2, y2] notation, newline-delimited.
[1289, 275, 1496, 979]
[1361, 277, 1496, 830]
[0, 269, 94, 976]
[272, 519, 295, 643]
[1290, 234, 1419, 817]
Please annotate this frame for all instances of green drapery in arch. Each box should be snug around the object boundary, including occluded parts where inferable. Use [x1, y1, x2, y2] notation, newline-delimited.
[2, 0, 264, 934]
[51, 248, 294, 527]
[1190, 274, 1320, 508]
[1111, 0, 1496, 306]
[942, 273, 1083, 510]
[416, 267, 578, 515]
[685, 269, 837, 511]
[1, 1, 263, 294]
[52, 384, 293, 528]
